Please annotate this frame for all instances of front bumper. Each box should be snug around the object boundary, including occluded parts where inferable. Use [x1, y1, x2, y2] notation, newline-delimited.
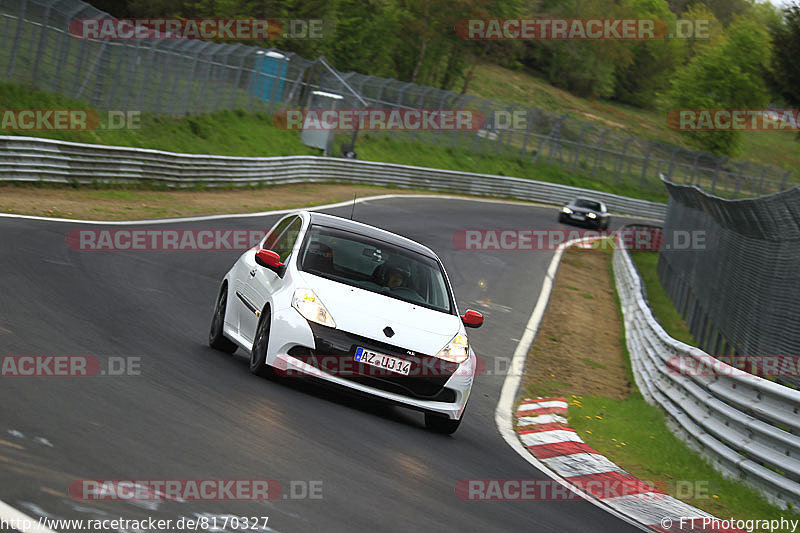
[269, 309, 473, 419]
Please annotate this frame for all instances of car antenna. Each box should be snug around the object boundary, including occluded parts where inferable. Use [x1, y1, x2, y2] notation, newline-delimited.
[349, 194, 357, 220]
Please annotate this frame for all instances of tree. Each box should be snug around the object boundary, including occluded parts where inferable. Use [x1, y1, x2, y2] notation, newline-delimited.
[519, 0, 636, 99]
[663, 16, 772, 154]
[614, 0, 687, 108]
[769, 2, 800, 107]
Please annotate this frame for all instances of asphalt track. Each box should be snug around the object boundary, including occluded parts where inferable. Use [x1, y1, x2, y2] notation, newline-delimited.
[0, 196, 646, 533]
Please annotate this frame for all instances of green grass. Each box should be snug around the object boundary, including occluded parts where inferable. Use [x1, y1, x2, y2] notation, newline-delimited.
[629, 250, 698, 346]
[568, 395, 799, 527]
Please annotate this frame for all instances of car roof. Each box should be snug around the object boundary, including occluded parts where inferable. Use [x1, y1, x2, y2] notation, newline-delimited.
[573, 197, 604, 204]
[304, 212, 439, 260]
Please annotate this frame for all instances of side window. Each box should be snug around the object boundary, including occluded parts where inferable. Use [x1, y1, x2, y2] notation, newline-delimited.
[264, 216, 293, 250]
[273, 218, 303, 260]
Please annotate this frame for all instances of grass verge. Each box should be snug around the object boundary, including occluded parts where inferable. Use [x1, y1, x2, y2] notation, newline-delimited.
[520, 245, 798, 530]
[0, 182, 422, 220]
[628, 250, 697, 347]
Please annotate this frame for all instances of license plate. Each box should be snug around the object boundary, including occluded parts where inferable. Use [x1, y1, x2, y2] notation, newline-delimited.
[570, 213, 585, 221]
[355, 347, 411, 376]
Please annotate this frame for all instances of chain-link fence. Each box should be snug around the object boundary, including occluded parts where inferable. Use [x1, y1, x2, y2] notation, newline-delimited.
[1, 0, 796, 199]
[658, 178, 800, 388]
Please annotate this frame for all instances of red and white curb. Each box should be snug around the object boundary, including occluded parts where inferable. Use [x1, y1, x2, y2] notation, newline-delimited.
[515, 397, 744, 532]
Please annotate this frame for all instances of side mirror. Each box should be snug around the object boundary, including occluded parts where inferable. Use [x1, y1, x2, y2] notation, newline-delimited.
[255, 249, 283, 274]
[461, 309, 484, 329]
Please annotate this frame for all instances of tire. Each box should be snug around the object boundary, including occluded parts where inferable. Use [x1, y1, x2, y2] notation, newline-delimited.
[249, 306, 272, 377]
[209, 284, 238, 354]
[424, 412, 462, 435]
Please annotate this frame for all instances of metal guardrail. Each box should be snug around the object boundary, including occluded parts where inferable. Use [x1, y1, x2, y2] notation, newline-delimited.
[613, 230, 800, 510]
[0, 136, 668, 219]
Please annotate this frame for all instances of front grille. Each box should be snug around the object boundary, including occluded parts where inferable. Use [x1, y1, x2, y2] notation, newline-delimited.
[287, 323, 459, 400]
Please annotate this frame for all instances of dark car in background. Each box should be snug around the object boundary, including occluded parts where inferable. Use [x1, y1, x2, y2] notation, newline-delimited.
[558, 198, 610, 230]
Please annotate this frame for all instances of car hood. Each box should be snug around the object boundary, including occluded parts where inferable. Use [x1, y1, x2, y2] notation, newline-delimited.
[569, 206, 597, 215]
[297, 271, 462, 354]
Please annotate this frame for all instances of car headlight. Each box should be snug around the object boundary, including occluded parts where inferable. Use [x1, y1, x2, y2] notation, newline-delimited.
[436, 333, 469, 364]
[292, 288, 336, 328]
[587, 212, 597, 219]
[561, 207, 573, 214]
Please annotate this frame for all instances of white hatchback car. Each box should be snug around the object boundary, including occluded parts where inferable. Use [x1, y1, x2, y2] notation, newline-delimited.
[208, 211, 484, 434]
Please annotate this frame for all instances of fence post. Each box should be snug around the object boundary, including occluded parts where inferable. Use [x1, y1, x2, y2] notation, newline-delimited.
[640, 141, 656, 187]
[496, 105, 514, 155]
[196, 44, 221, 114]
[666, 145, 681, 181]
[7, 0, 28, 77]
[436, 90, 455, 147]
[31, 0, 54, 82]
[616, 136, 634, 184]
[712, 155, 725, 194]
[122, 41, 146, 110]
[521, 109, 534, 157]
[534, 114, 567, 164]
[137, 41, 158, 112]
[781, 170, 792, 191]
[229, 46, 248, 110]
[590, 128, 609, 175]
[473, 99, 494, 154]
[182, 41, 214, 116]
[571, 123, 592, 172]
[414, 86, 435, 143]
[155, 41, 181, 115]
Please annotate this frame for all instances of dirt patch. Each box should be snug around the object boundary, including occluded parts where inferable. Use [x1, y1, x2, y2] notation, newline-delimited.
[522, 246, 634, 400]
[578, 112, 626, 130]
[0, 183, 418, 220]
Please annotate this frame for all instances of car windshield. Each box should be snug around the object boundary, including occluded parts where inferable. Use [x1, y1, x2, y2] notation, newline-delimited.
[574, 199, 602, 211]
[298, 225, 454, 314]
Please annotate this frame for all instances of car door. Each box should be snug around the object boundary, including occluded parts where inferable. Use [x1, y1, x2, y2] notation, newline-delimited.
[239, 216, 303, 343]
[234, 216, 293, 342]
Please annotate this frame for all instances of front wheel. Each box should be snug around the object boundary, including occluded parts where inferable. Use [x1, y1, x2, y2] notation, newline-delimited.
[209, 285, 237, 354]
[250, 307, 272, 377]
[425, 412, 462, 435]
